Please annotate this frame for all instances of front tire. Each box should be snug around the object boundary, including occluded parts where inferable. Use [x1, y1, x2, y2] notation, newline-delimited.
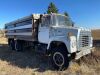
[51, 47, 70, 70]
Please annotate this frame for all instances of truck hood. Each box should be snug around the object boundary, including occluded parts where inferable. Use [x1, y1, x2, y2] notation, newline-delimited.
[50, 26, 91, 38]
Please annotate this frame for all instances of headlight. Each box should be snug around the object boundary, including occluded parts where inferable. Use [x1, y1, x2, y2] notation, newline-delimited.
[71, 41, 76, 48]
[70, 36, 76, 48]
[70, 36, 77, 52]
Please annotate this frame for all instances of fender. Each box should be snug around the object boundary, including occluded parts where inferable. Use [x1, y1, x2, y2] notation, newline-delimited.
[47, 37, 76, 53]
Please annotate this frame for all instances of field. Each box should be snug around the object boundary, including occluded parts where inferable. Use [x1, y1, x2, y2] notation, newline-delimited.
[92, 29, 100, 47]
[0, 30, 100, 75]
[92, 29, 100, 40]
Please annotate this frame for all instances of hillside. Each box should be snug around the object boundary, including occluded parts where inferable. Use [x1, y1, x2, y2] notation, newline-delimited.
[0, 29, 4, 38]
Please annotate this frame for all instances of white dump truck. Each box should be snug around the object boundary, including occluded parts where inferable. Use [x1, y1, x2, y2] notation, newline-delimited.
[5, 13, 93, 70]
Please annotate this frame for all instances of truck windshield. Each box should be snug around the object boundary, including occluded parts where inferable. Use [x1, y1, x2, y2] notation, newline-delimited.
[56, 15, 72, 27]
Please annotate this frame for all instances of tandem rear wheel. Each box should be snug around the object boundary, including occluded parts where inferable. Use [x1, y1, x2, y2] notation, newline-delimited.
[8, 39, 24, 51]
[8, 39, 15, 50]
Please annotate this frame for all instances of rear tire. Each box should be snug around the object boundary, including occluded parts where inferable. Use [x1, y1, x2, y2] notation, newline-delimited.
[8, 39, 15, 50]
[15, 40, 24, 51]
[51, 47, 70, 70]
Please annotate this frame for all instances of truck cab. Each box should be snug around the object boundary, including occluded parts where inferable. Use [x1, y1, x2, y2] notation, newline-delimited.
[38, 14, 73, 44]
[38, 14, 92, 53]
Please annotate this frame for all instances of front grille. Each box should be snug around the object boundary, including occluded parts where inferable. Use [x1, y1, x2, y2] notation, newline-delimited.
[80, 35, 89, 47]
[79, 31, 90, 48]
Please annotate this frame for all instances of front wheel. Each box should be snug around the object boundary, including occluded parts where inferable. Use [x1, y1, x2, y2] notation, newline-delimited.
[51, 47, 70, 70]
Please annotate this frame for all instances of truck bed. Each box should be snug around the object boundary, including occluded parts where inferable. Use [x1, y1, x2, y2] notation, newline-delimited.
[5, 14, 40, 41]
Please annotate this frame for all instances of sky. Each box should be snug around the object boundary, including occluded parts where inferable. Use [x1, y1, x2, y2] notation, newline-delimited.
[0, 0, 100, 29]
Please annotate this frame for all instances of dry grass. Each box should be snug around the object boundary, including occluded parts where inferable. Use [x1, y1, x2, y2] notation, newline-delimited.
[0, 38, 7, 44]
[92, 29, 100, 40]
[0, 37, 100, 75]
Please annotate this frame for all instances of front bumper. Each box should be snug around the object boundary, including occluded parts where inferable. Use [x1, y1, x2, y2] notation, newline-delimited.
[75, 47, 93, 59]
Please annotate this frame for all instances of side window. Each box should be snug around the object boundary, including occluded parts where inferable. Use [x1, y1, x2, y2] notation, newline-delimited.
[41, 16, 51, 27]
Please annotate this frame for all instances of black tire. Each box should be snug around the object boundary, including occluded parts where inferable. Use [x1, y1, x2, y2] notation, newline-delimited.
[8, 39, 15, 50]
[51, 47, 70, 70]
[15, 40, 24, 51]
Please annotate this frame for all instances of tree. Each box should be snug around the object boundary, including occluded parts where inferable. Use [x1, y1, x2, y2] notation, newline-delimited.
[64, 12, 69, 17]
[47, 2, 58, 14]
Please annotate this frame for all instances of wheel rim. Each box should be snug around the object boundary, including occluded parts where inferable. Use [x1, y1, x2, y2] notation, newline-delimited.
[53, 52, 64, 67]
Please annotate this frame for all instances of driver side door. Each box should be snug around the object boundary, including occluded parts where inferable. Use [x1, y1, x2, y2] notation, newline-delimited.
[38, 15, 51, 44]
